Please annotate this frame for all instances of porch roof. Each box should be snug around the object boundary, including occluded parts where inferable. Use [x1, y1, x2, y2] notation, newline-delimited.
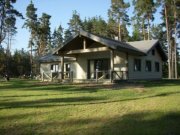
[39, 53, 75, 63]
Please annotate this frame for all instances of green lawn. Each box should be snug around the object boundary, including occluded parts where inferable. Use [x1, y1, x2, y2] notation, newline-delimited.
[0, 79, 180, 135]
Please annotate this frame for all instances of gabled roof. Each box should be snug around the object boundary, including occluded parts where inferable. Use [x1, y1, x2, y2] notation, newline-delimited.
[53, 30, 167, 61]
[39, 53, 75, 63]
[53, 30, 145, 55]
[39, 54, 61, 63]
[128, 40, 167, 61]
[128, 40, 159, 53]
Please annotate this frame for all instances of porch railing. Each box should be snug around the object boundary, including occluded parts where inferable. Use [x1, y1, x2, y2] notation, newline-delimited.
[89, 70, 128, 82]
[52, 71, 73, 82]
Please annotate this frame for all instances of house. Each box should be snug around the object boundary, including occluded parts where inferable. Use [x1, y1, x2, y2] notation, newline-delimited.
[53, 30, 167, 83]
[39, 53, 75, 81]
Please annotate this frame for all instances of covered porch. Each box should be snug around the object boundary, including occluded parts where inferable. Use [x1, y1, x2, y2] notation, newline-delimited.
[54, 32, 129, 83]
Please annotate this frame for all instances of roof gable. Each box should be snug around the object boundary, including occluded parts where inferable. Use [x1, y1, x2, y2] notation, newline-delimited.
[53, 30, 167, 61]
[128, 40, 167, 61]
[54, 30, 145, 55]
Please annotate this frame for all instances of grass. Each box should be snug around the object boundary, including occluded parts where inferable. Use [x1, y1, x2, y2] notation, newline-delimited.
[0, 79, 180, 135]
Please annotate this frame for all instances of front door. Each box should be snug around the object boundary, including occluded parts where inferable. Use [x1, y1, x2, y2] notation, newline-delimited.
[87, 59, 110, 79]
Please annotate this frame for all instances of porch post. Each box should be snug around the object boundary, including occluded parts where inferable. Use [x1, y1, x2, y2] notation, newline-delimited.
[61, 55, 64, 79]
[83, 38, 86, 50]
[126, 52, 129, 80]
[110, 50, 114, 82]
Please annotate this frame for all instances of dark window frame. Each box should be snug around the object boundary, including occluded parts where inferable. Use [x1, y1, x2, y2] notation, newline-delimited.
[50, 64, 59, 72]
[155, 62, 160, 72]
[152, 49, 155, 56]
[145, 60, 152, 72]
[134, 59, 141, 71]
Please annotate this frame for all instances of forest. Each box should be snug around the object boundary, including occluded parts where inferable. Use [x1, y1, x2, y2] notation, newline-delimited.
[0, 0, 180, 78]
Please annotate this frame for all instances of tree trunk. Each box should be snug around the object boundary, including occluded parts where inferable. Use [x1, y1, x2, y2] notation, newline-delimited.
[118, 19, 121, 41]
[147, 16, 150, 40]
[142, 19, 146, 40]
[165, 4, 172, 79]
[0, 1, 5, 46]
[173, 0, 178, 79]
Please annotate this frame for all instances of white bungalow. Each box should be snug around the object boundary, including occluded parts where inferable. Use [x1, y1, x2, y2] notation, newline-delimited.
[53, 30, 167, 83]
[39, 54, 75, 81]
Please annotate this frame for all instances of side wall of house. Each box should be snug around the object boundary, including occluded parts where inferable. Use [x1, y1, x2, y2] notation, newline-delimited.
[128, 48, 163, 80]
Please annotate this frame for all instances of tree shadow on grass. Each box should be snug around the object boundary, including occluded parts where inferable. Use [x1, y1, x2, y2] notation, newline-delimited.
[95, 111, 180, 135]
[0, 96, 105, 109]
[1, 111, 180, 135]
[0, 90, 179, 110]
[138, 79, 180, 88]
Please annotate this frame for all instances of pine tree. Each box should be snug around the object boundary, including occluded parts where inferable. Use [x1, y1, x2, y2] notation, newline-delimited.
[64, 29, 72, 42]
[37, 13, 51, 55]
[0, 0, 23, 46]
[68, 10, 82, 34]
[108, 0, 130, 41]
[133, 0, 156, 40]
[52, 25, 63, 48]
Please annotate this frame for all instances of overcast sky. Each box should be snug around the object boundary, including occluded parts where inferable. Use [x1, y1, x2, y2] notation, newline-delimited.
[8, 0, 162, 52]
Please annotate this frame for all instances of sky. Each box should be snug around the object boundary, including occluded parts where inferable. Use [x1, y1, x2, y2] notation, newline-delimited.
[8, 0, 162, 52]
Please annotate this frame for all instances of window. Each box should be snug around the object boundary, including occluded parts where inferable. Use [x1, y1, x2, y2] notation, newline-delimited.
[152, 49, 155, 55]
[155, 62, 160, 72]
[51, 65, 53, 70]
[50, 64, 59, 72]
[145, 61, 152, 72]
[134, 59, 141, 71]
[65, 64, 70, 72]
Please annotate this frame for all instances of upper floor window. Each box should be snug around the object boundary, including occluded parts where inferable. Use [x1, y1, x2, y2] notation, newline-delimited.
[155, 62, 160, 72]
[134, 59, 141, 71]
[145, 60, 152, 72]
[152, 49, 155, 56]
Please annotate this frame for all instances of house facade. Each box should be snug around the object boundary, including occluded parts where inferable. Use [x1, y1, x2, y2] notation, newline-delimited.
[53, 30, 167, 82]
[39, 54, 74, 81]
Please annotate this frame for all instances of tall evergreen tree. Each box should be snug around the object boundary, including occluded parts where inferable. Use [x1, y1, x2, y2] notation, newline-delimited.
[64, 29, 72, 42]
[68, 10, 82, 34]
[37, 13, 51, 55]
[82, 16, 108, 37]
[52, 25, 63, 49]
[157, 0, 180, 79]
[133, 0, 156, 40]
[0, 0, 23, 46]
[108, 0, 130, 41]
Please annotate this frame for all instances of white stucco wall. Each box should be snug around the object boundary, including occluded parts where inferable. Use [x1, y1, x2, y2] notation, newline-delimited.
[128, 48, 163, 80]
[114, 51, 127, 71]
[71, 51, 127, 80]
[71, 51, 110, 79]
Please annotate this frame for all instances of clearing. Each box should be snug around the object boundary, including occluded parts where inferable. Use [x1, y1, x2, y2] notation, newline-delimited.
[0, 79, 180, 135]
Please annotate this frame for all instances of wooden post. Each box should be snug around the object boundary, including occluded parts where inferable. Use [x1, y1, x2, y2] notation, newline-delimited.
[96, 69, 98, 83]
[70, 71, 73, 83]
[51, 72, 53, 82]
[126, 52, 129, 80]
[61, 56, 64, 80]
[42, 72, 44, 82]
[83, 38, 86, 50]
[110, 50, 114, 82]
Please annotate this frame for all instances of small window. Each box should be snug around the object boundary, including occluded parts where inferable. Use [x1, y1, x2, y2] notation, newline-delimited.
[155, 62, 160, 72]
[51, 65, 53, 70]
[51, 64, 59, 72]
[152, 49, 155, 55]
[134, 59, 141, 71]
[145, 61, 152, 72]
[65, 63, 70, 72]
